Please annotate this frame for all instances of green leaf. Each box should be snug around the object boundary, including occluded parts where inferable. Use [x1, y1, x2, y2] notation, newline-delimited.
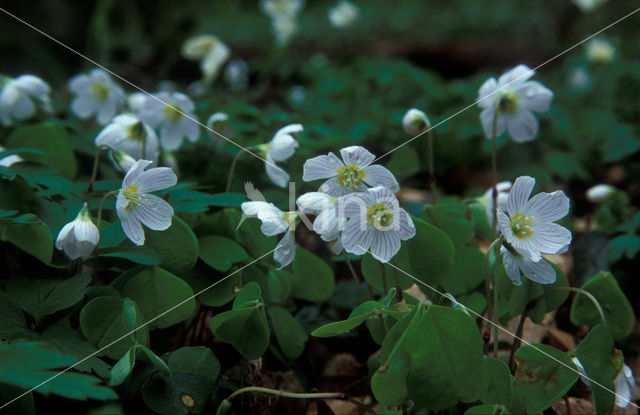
[511, 344, 578, 414]
[168, 346, 221, 383]
[312, 301, 384, 337]
[198, 235, 248, 272]
[607, 234, 640, 263]
[79, 296, 149, 360]
[109, 348, 135, 387]
[480, 356, 512, 406]
[574, 324, 620, 415]
[98, 246, 162, 265]
[361, 248, 414, 292]
[119, 267, 196, 330]
[441, 247, 485, 295]
[570, 272, 634, 340]
[4, 274, 91, 324]
[146, 216, 199, 275]
[405, 304, 484, 410]
[5, 122, 77, 179]
[209, 282, 270, 359]
[404, 217, 455, 287]
[0, 343, 116, 400]
[465, 404, 511, 415]
[142, 371, 213, 415]
[290, 247, 335, 302]
[0, 214, 53, 264]
[423, 202, 474, 246]
[269, 306, 308, 360]
[387, 145, 420, 179]
[603, 124, 639, 162]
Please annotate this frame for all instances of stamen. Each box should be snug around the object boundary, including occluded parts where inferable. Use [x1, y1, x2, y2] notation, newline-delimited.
[337, 165, 365, 188]
[367, 204, 393, 230]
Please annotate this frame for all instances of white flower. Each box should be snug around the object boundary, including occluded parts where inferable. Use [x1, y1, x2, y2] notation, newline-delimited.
[95, 114, 160, 162]
[303, 146, 399, 197]
[0, 146, 24, 168]
[127, 92, 148, 113]
[614, 365, 637, 408]
[0, 75, 51, 127]
[586, 38, 615, 64]
[498, 176, 571, 261]
[206, 112, 233, 145]
[586, 184, 615, 203]
[572, 0, 608, 12]
[181, 34, 230, 83]
[241, 201, 298, 268]
[224, 60, 249, 91]
[338, 186, 415, 263]
[138, 92, 200, 151]
[480, 181, 512, 228]
[477, 64, 554, 143]
[501, 246, 557, 285]
[108, 149, 137, 172]
[402, 108, 431, 135]
[569, 66, 593, 90]
[272, 17, 298, 46]
[297, 192, 344, 254]
[257, 124, 302, 188]
[55, 203, 100, 260]
[68, 69, 125, 125]
[261, 0, 304, 45]
[116, 160, 177, 246]
[328, 0, 360, 28]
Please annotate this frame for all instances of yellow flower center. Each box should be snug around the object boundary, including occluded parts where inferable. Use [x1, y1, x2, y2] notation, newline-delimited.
[121, 185, 141, 211]
[282, 211, 298, 231]
[497, 90, 519, 113]
[163, 102, 184, 122]
[337, 165, 365, 188]
[367, 204, 393, 230]
[91, 82, 110, 102]
[510, 213, 534, 239]
[181, 394, 195, 408]
[126, 121, 147, 142]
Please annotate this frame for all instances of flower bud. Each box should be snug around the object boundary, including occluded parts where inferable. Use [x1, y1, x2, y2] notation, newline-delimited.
[586, 184, 615, 203]
[109, 149, 137, 172]
[55, 203, 100, 260]
[402, 108, 431, 135]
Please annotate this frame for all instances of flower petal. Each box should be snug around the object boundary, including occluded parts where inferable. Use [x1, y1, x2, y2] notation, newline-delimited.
[302, 153, 344, 181]
[507, 176, 536, 215]
[120, 210, 145, 246]
[14, 75, 50, 96]
[519, 257, 556, 284]
[133, 194, 174, 231]
[314, 209, 340, 241]
[370, 230, 401, 263]
[480, 107, 506, 139]
[501, 249, 523, 286]
[477, 77, 498, 109]
[525, 190, 570, 223]
[362, 165, 400, 192]
[338, 191, 373, 219]
[265, 157, 290, 188]
[140, 167, 177, 193]
[123, 160, 153, 188]
[341, 218, 374, 256]
[274, 231, 296, 269]
[507, 109, 538, 142]
[71, 95, 97, 119]
[529, 223, 572, 254]
[396, 209, 416, 240]
[268, 132, 299, 162]
[96, 100, 117, 125]
[498, 64, 534, 87]
[296, 192, 333, 214]
[340, 146, 375, 168]
[241, 201, 287, 236]
[515, 80, 554, 112]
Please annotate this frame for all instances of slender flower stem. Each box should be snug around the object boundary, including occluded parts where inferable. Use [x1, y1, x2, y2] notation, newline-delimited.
[491, 110, 499, 232]
[225, 150, 244, 193]
[427, 130, 438, 203]
[483, 237, 503, 355]
[96, 191, 117, 230]
[86, 146, 104, 194]
[344, 253, 368, 301]
[380, 262, 389, 297]
[492, 251, 500, 358]
[392, 258, 403, 302]
[221, 386, 377, 414]
[141, 135, 147, 160]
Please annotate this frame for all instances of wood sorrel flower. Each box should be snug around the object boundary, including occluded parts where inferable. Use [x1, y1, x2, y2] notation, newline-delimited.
[338, 186, 415, 263]
[256, 124, 301, 188]
[402, 108, 430, 135]
[139, 92, 200, 151]
[181, 34, 230, 83]
[480, 181, 512, 228]
[68, 68, 125, 125]
[95, 114, 159, 163]
[296, 192, 344, 254]
[0, 75, 51, 127]
[303, 146, 399, 197]
[55, 203, 100, 260]
[328, 0, 360, 28]
[498, 176, 571, 285]
[116, 160, 177, 246]
[477, 64, 553, 142]
[586, 184, 615, 203]
[241, 201, 298, 268]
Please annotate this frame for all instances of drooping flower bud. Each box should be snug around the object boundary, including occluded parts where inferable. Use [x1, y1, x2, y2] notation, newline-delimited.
[109, 149, 137, 172]
[55, 203, 100, 260]
[402, 108, 431, 135]
[586, 184, 615, 203]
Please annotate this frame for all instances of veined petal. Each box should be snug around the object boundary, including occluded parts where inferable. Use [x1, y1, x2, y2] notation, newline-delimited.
[268, 132, 299, 162]
[123, 160, 153, 188]
[368, 185, 397, 204]
[497, 210, 514, 240]
[74, 220, 100, 245]
[507, 176, 536, 215]
[502, 248, 523, 286]
[296, 192, 333, 213]
[362, 164, 400, 192]
[319, 176, 367, 196]
[529, 223, 572, 254]
[139, 167, 177, 193]
[338, 191, 373, 219]
[340, 146, 375, 168]
[396, 209, 416, 240]
[55, 222, 75, 250]
[477, 77, 498, 109]
[525, 190, 570, 223]
[498, 64, 534, 87]
[302, 153, 344, 181]
[133, 194, 174, 231]
[241, 201, 288, 236]
[506, 109, 538, 142]
[274, 231, 296, 269]
[519, 257, 556, 284]
[515, 80, 554, 112]
[314, 209, 340, 241]
[120, 209, 145, 246]
[265, 157, 290, 188]
[341, 218, 374, 256]
[370, 230, 401, 263]
[330, 238, 344, 255]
